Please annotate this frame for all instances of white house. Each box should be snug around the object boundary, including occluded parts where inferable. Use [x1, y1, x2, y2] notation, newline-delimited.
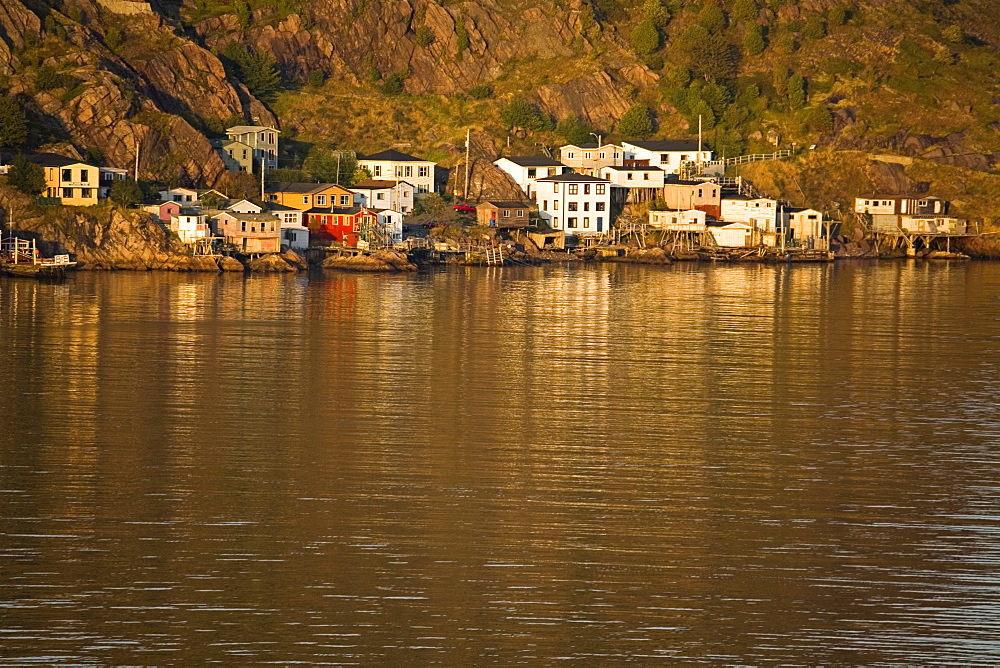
[228, 199, 264, 214]
[559, 143, 624, 175]
[648, 209, 707, 231]
[281, 223, 309, 251]
[357, 150, 435, 195]
[787, 207, 824, 241]
[99, 167, 128, 199]
[854, 195, 949, 216]
[534, 173, 612, 236]
[899, 215, 966, 234]
[159, 187, 199, 204]
[225, 125, 279, 170]
[493, 156, 567, 198]
[721, 195, 789, 232]
[349, 179, 414, 214]
[169, 213, 211, 244]
[374, 209, 404, 243]
[267, 202, 306, 227]
[621, 140, 713, 175]
[710, 222, 755, 247]
[598, 165, 666, 189]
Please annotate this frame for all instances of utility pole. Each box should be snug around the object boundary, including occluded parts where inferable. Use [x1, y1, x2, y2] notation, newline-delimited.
[698, 114, 703, 172]
[134, 137, 140, 182]
[260, 154, 265, 200]
[464, 128, 471, 201]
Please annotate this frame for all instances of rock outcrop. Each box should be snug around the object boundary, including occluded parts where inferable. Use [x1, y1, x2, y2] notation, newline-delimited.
[322, 250, 417, 272]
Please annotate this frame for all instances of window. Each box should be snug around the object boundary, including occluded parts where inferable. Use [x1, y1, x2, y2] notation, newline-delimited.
[599, 152, 605, 159]
[268, 133, 275, 143]
[259, 132, 265, 142]
[81, 188, 92, 199]
[583, 184, 591, 195]
[376, 193, 385, 200]
[373, 165, 382, 176]
[660, 154, 669, 163]
[317, 195, 327, 206]
[643, 173, 649, 180]
[614, 152, 620, 159]
[543, 200, 548, 210]
[303, 196, 309, 205]
[596, 216, 603, 229]
[340, 195, 350, 205]
[503, 209, 510, 217]
[62, 169, 72, 181]
[568, 217, 578, 228]
[681, 154, 689, 161]
[713, 189, 718, 197]
[567, 152, 575, 159]
[568, 202, 578, 211]
[405, 166, 413, 177]
[698, 189, 703, 197]
[554, 200, 559, 210]
[553, 217, 559, 227]
[62, 188, 73, 198]
[516, 210, 524, 217]
[418, 166, 429, 177]
[79, 169, 89, 182]
[174, 195, 182, 202]
[596, 185, 605, 195]
[568, 184, 578, 195]
[583, 202, 589, 212]
[583, 217, 590, 228]
[417, 185, 428, 194]
[243, 150, 248, 159]
[527, 168, 536, 178]
[553, 183, 559, 194]
[627, 172, 633, 180]
[596, 202, 605, 211]
[584, 152, 591, 159]
[241, 221, 247, 232]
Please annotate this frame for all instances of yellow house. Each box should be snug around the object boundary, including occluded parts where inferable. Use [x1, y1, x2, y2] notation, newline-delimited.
[264, 182, 355, 211]
[29, 153, 101, 206]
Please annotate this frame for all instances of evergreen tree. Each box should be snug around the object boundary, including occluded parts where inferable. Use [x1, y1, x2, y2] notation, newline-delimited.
[500, 96, 549, 132]
[787, 73, 806, 108]
[697, 4, 727, 33]
[0, 96, 28, 150]
[732, 0, 758, 22]
[555, 115, 596, 145]
[8, 155, 46, 197]
[617, 104, 653, 138]
[642, 0, 671, 27]
[691, 38, 738, 81]
[222, 42, 281, 103]
[631, 19, 661, 55]
[743, 24, 765, 56]
[109, 177, 143, 208]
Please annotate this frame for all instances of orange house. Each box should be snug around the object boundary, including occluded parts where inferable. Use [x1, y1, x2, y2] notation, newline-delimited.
[264, 183, 354, 211]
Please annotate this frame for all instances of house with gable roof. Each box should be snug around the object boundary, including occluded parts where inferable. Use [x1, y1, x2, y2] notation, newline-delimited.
[357, 149, 436, 195]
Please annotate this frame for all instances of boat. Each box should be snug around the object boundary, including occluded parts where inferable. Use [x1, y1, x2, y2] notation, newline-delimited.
[1, 234, 76, 278]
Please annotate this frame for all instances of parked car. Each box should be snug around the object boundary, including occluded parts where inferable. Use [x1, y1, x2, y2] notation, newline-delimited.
[453, 203, 476, 214]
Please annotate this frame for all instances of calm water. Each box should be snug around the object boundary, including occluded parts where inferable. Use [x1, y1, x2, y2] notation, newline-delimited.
[2, 262, 1000, 664]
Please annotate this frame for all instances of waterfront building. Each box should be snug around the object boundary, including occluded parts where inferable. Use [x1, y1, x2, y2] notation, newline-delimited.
[29, 153, 101, 206]
[476, 201, 531, 228]
[357, 150, 436, 195]
[169, 213, 211, 244]
[349, 179, 414, 214]
[210, 211, 281, 253]
[534, 173, 612, 236]
[662, 180, 722, 218]
[720, 194, 789, 232]
[558, 143, 623, 175]
[648, 209, 708, 231]
[266, 182, 354, 211]
[620, 140, 713, 175]
[493, 156, 567, 198]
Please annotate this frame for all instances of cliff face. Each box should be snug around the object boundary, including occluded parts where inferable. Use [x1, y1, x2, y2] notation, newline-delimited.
[0, 0, 273, 187]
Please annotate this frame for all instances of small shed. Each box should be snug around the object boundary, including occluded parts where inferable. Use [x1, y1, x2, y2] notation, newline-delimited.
[476, 201, 531, 228]
[710, 222, 754, 247]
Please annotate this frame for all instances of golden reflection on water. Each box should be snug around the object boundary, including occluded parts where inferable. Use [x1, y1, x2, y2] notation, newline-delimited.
[2, 262, 1000, 664]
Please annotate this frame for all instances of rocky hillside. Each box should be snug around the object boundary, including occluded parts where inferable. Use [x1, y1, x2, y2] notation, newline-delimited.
[3, 0, 1000, 222]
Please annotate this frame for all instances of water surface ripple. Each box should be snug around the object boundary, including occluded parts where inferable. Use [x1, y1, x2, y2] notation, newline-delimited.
[2, 262, 1000, 663]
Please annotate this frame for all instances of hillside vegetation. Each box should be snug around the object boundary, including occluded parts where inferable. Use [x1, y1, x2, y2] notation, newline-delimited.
[2, 0, 1000, 222]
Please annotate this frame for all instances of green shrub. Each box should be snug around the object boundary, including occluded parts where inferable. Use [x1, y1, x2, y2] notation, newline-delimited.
[455, 18, 469, 56]
[307, 69, 325, 87]
[743, 24, 765, 56]
[416, 25, 435, 47]
[468, 84, 492, 99]
[379, 73, 406, 95]
[500, 96, 549, 131]
[631, 19, 660, 55]
[803, 16, 826, 39]
[618, 104, 653, 138]
[942, 25, 963, 44]
[787, 73, 806, 108]
[0, 96, 28, 149]
[827, 6, 848, 26]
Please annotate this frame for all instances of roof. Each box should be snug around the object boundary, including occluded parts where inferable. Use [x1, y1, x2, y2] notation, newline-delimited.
[666, 179, 716, 186]
[535, 173, 610, 183]
[561, 143, 622, 151]
[266, 203, 302, 212]
[624, 140, 706, 152]
[350, 179, 414, 189]
[226, 125, 280, 134]
[602, 165, 664, 172]
[360, 149, 430, 163]
[856, 194, 945, 200]
[28, 152, 93, 167]
[479, 200, 530, 209]
[265, 182, 342, 194]
[497, 156, 565, 167]
[305, 206, 369, 215]
[212, 212, 279, 222]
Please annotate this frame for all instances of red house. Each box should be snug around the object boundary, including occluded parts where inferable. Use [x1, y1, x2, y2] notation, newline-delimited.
[306, 206, 378, 247]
